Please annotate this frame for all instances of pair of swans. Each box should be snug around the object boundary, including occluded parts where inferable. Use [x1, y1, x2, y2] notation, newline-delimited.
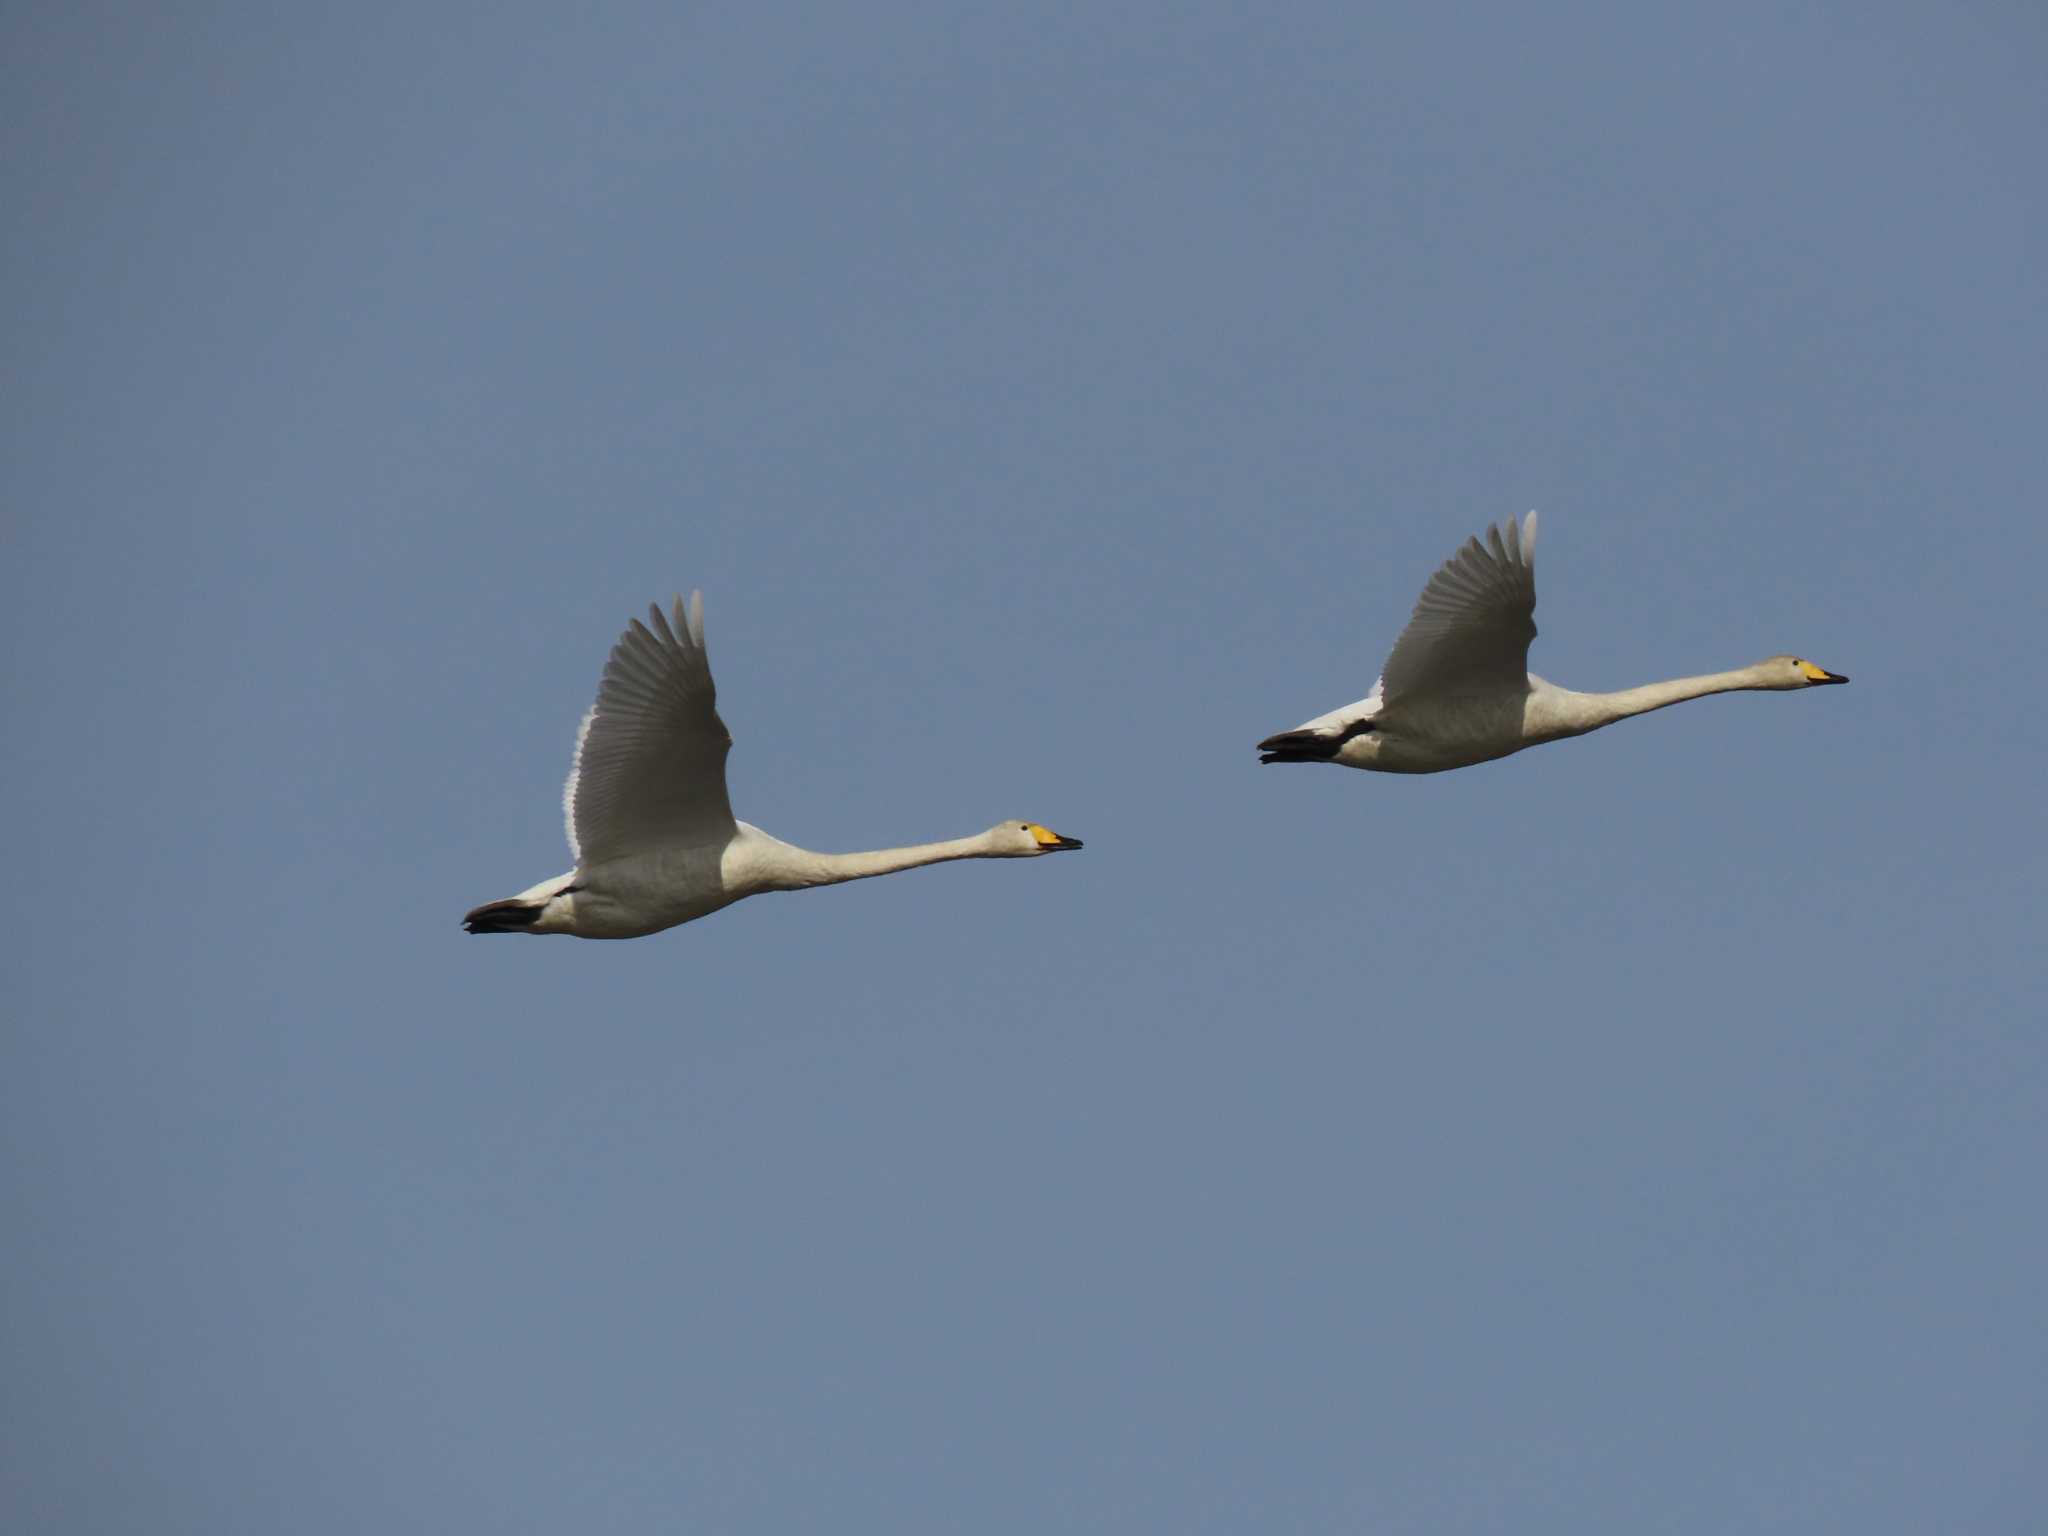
[465, 514, 1846, 940]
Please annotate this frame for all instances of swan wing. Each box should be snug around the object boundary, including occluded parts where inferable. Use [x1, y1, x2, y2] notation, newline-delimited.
[1377, 512, 1538, 703]
[563, 592, 736, 867]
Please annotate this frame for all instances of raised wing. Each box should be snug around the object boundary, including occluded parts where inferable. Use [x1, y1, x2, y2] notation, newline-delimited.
[562, 592, 736, 866]
[1377, 512, 1538, 703]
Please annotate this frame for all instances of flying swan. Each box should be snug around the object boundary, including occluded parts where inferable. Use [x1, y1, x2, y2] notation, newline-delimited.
[1257, 513, 1847, 774]
[464, 593, 1083, 938]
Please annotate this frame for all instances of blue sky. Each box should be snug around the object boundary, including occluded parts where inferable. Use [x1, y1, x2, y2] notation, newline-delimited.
[5, 2, 2043, 1530]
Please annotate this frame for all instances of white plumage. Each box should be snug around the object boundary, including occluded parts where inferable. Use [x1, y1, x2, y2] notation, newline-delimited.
[465, 594, 1081, 939]
[1257, 513, 1848, 774]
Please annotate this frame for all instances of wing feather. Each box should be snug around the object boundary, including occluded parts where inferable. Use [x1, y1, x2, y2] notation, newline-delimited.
[1377, 512, 1539, 703]
[562, 592, 736, 866]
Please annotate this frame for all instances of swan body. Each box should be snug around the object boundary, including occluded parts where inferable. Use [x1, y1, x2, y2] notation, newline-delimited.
[1258, 514, 1847, 774]
[465, 593, 1081, 939]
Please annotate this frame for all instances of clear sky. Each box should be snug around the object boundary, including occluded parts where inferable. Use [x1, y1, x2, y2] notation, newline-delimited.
[5, 3, 2043, 1531]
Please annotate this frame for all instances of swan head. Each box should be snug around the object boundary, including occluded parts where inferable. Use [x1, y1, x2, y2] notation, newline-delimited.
[1757, 654, 1850, 690]
[988, 820, 1085, 856]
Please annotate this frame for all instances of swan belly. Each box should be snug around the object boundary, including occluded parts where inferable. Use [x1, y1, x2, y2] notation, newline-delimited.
[1368, 693, 1534, 773]
[563, 843, 741, 939]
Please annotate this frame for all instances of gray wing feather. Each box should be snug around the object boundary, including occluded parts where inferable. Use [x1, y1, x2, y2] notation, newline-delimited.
[1377, 512, 1539, 703]
[562, 592, 736, 866]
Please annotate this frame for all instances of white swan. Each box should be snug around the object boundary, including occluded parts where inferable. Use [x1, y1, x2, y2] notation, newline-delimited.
[464, 593, 1083, 938]
[1257, 513, 1847, 774]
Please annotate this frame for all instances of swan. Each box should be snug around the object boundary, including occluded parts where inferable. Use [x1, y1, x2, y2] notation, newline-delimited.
[464, 593, 1083, 938]
[1256, 513, 1847, 774]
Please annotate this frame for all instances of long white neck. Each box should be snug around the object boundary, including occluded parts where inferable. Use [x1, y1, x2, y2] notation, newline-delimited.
[758, 830, 1000, 890]
[1567, 665, 1773, 732]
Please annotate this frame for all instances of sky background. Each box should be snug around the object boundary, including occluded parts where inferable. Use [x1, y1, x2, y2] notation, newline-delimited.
[5, 2, 2044, 1531]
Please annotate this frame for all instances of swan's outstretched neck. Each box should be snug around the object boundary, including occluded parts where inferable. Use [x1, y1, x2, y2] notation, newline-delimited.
[767, 833, 998, 890]
[1572, 667, 1772, 730]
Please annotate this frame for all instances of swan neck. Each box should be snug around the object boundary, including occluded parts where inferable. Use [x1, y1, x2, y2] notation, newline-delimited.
[775, 833, 994, 889]
[1580, 667, 1764, 727]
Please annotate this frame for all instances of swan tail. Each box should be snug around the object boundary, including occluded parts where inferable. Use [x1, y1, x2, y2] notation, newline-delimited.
[463, 872, 577, 935]
[1257, 728, 1345, 765]
[462, 897, 546, 934]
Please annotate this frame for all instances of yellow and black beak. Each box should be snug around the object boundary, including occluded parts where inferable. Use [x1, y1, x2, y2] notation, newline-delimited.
[1798, 660, 1850, 685]
[1028, 823, 1085, 851]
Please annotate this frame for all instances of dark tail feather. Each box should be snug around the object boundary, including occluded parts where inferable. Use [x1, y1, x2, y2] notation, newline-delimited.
[463, 898, 544, 935]
[1256, 728, 1343, 765]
